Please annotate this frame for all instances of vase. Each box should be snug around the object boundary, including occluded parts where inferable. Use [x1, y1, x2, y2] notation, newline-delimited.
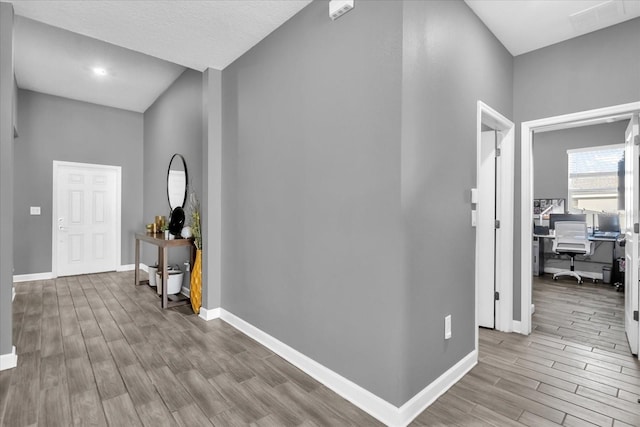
[190, 249, 202, 315]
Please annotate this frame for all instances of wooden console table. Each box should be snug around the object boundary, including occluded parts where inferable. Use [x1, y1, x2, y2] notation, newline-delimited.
[134, 232, 195, 309]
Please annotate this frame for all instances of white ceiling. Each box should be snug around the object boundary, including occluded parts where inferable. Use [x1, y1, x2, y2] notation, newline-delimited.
[465, 0, 640, 56]
[3, 0, 639, 112]
[14, 16, 186, 113]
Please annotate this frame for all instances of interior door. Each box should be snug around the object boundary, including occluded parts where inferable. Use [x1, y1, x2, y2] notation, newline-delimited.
[55, 162, 118, 276]
[478, 130, 497, 328]
[624, 113, 639, 356]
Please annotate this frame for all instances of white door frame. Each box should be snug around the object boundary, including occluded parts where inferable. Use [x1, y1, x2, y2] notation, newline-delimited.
[520, 101, 640, 337]
[476, 101, 515, 348]
[52, 160, 122, 277]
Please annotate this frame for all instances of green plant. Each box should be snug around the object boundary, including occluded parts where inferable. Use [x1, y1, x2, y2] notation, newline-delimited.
[160, 224, 169, 232]
[187, 192, 202, 249]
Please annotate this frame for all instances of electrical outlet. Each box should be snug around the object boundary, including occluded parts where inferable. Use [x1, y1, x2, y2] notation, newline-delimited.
[30, 206, 41, 215]
[444, 315, 452, 340]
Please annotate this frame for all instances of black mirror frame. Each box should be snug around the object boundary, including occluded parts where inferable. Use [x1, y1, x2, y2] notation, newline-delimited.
[167, 153, 189, 210]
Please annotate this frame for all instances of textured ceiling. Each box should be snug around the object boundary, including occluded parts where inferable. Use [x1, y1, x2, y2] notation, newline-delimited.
[465, 0, 640, 56]
[5, 0, 313, 71]
[14, 16, 186, 113]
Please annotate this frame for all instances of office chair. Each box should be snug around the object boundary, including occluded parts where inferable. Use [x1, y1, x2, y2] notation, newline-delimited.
[552, 221, 592, 284]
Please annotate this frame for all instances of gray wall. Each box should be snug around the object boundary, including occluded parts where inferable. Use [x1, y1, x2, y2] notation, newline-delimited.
[534, 121, 627, 200]
[222, 0, 406, 405]
[143, 69, 203, 269]
[202, 68, 222, 310]
[221, 0, 513, 405]
[14, 90, 143, 274]
[400, 0, 513, 402]
[513, 17, 640, 320]
[0, 2, 15, 356]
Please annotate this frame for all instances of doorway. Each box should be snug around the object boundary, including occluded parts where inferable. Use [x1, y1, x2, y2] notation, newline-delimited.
[475, 101, 515, 340]
[52, 161, 121, 277]
[520, 102, 640, 360]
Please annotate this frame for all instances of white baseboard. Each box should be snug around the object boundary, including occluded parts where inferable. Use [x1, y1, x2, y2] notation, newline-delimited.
[198, 307, 221, 321]
[0, 346, 17, 371]
[220, 308, 477, 427]
[12, 286, 15, 301]
[512, 320, 522, 334]
[397, 349, 477, 425]
[117, 263, 149, 273]
[180, 286, 191, 298]
[12, 272, 55, 283]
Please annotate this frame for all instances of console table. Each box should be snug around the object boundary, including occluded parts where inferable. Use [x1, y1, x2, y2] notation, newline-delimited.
[134, 232, 195, 309]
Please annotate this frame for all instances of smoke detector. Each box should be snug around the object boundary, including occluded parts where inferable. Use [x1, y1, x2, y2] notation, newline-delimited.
[330, 0, 354, 21]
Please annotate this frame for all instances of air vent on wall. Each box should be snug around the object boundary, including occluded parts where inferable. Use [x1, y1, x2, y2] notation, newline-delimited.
[330, 0, 354, 21]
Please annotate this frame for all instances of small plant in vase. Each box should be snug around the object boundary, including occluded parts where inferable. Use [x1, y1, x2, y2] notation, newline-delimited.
[186, 192, 202, 314]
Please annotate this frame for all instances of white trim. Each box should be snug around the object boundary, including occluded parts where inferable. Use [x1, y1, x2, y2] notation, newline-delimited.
[117, 263, 149, 272]
[220, 308, 477, 427]
[13, 272, 55, 282]
[198, 307, 221, 321]
[180, 286, 191, 298]
[0, 346, 17, 371]
[520, 101, 640, 336]
[476, 101, 515, 346]
[52, 161, 122, 278]
[512, 320, 522, 334]
[396, 350, 477, 425]
[566, 143, 625, 154]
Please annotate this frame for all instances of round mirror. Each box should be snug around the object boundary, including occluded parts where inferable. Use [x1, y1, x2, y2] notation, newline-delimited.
[167, 153, 188, 210]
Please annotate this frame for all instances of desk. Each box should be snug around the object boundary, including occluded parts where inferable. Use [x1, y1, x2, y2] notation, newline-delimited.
[134, 232, 194, 309]
[533, 233, 621, 280]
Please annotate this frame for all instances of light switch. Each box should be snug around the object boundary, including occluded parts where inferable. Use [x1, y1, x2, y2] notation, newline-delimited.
[30, 206, 41, 215]
[444, 314, 452, 340]
[471, 188, 478, 204]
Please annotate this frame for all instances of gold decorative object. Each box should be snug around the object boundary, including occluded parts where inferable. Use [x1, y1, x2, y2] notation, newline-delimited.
[190, 249, 202, 314]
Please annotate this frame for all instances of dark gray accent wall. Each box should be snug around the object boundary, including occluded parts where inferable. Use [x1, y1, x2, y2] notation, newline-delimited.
[400, 0, 513, 402]
[143, 69, 203, 269]
[14, 90, 143, 274]
[513, 18, 640, 320]
[222, 0, 406, 404]
[0, 2, 15, 356]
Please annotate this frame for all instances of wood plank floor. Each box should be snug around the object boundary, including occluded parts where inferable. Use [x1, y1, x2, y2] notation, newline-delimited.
[1, 272, 639, 426]
[413, 275, 640, 427]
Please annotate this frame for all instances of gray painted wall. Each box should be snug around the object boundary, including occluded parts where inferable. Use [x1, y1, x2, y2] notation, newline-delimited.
[143, 69, 203, 270]
[221, 0, 513, 405]
[202, 68, 222, 310]
[400, 0, 513, 402]
[0, 2, 15, 356]
[512, 18, 640, 320]
[222, 0, 406, 405]
[534, 121, 627, 200]
[13, 90, 143, 274]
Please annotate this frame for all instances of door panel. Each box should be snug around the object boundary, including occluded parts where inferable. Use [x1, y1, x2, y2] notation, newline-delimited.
[624, 113, 639, 356]
[55, 163, 118, 276]
[478, 130, 497, 329]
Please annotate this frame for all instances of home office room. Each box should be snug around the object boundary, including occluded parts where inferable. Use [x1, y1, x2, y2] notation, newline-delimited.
[530, 118, 634, 354]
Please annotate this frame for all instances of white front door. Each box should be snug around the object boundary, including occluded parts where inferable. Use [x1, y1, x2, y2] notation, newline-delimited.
[478, 130, 498, 329]
[624, 113, 639, 356]
[54, 161, 120, 277]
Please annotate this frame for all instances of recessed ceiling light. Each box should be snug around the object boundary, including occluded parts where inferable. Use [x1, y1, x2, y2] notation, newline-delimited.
[92, 67, 108, 76]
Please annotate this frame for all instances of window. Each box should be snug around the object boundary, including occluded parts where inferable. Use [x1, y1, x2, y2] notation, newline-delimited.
[567, 144, 624, 213]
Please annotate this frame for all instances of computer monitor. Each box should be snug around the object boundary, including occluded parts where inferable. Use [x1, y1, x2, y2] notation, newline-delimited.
[548, 213, 587, 230]
[597, 214, 620, 232]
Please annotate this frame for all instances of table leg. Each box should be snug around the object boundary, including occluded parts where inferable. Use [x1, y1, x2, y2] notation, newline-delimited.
[162, 247, 168, 309]
[134, 238, 140, 285]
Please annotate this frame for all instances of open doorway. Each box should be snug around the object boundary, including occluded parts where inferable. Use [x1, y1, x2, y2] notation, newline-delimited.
[475, 101, 514, 344]
[520, 102, 640, 360]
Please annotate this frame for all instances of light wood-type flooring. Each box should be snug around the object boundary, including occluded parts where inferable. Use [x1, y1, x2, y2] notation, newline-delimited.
[1, 272, 639, 426]
[414, 275, 640, 426]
